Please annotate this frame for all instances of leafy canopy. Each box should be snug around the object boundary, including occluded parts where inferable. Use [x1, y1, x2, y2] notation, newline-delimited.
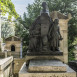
[0, 0, 19, 20]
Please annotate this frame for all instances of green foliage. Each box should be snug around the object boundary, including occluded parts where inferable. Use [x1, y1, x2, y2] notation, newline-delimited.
[68, 17, 77, 61]
[27, 0, 77, 19]
[68, 17, 77, 46]
[27, 0, 42, 20]
[15, 13, 31, 55]
[1, 21, 14, 39]
[15, 0, 77, 59]
[68, 48, 75, 61]
[0, 0, 19, 20]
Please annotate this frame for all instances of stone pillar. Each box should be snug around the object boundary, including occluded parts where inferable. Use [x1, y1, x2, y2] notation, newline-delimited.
[59, 19, 69, 63]
[50, 11, 72, 63]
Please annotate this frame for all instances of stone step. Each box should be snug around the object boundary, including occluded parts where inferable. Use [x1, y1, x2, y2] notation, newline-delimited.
[28, 60, 67, 72]
[19, 62, 76, 77]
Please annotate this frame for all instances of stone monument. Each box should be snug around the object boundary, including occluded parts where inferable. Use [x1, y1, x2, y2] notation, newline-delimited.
[19, 2, 76, 77]
[28, 2, 63, 54]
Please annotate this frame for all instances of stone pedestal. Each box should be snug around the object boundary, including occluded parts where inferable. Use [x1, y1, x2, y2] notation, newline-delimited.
[25, 51, 64, 63]
[28, 60, 67, 72]
[19, 62, 76, 77]
[19, 52, 76, 77]
[19, 11, 76, 77]
[26, 55, 64, 63]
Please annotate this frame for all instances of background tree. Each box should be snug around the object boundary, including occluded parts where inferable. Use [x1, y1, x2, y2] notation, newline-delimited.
[1, 20, 14, 39]
[15, 13, 31, 56]
[0, 0, 19, 20]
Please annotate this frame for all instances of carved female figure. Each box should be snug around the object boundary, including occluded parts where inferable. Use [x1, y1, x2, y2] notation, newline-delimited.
[49, 19, 63, 51]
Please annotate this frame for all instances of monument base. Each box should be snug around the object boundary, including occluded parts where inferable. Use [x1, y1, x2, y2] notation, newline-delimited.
[28, 60, 67, 72]
[19, 62, 76, 77]
[26, 55, 64, 63]
[27, 50, 63, 56]
[26, 51, 64, 62]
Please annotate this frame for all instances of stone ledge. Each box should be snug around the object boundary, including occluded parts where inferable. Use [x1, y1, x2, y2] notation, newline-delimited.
[26, 55, 64, 62]
[27, 51, 63, 56]
[0, 56, 13, 70]
[28, 60, 67, 72]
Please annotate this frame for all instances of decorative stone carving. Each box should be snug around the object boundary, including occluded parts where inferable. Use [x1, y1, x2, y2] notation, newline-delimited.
[29, 2, 63, 53]
[48, 19, 63, 51]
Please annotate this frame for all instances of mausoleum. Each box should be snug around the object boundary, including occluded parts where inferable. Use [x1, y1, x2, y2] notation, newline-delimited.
[4, 36, 22, 58]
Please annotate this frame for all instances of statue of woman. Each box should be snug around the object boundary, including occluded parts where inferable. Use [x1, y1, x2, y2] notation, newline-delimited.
[48, 19, 63, 51]
[29, 17, 41, 52]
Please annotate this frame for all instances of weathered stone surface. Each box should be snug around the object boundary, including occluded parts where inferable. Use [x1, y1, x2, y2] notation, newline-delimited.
[0, 57, 13, 77]
[5, 36, 22, 53]
[29, 3, 63, 53]
[19, 62, 76, 77]
[50, 11, 68, 19]
[27, 51, 63, 56]
[0, 56, 13, 70]
[25, 55, 64, 63]
[28, 60, 67, 72]
[14, 58, 25, 73]
[50, 11, 71, 63]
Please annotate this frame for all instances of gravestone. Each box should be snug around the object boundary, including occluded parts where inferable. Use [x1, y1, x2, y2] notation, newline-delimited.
[19, 2, 76, 77]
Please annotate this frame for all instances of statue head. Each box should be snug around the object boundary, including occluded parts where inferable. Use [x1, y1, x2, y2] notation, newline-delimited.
[41, 2, 49, 15]
[42, 2, 47, 13]
[42, 2, 46, 7]
[54, 19, 59, 24]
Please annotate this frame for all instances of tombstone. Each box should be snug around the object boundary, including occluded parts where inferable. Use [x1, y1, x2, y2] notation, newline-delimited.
[19, 2, 76, 77]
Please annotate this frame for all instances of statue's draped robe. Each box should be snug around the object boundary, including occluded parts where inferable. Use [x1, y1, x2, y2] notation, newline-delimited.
[29, 16, 41, 51]
[49, 22, 61, 50]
